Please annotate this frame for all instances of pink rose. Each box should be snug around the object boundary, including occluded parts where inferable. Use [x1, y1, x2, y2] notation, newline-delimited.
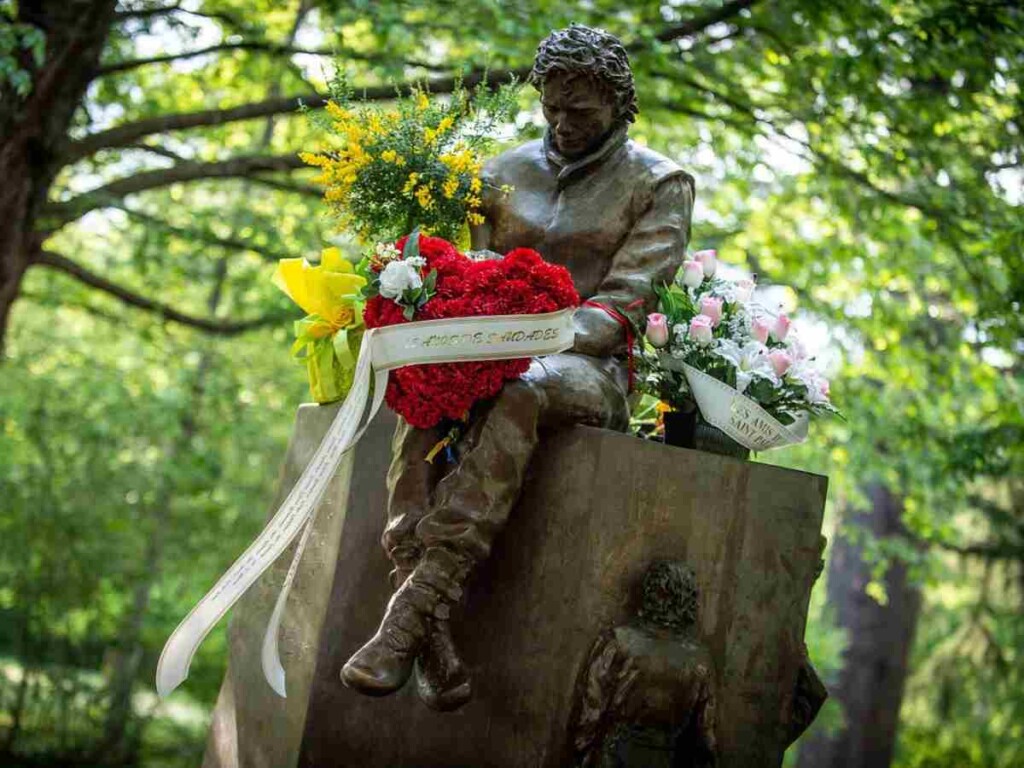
[645, 312, 669, 348]
[681, 260, 704, 288]
[768, 349, 793, 377]
[694, 249, 717, 278]
[699, 295, 724, 327]
[751, 317, 771, 344]
[771, 313, 791, 342]
[688, 314, 714, 346]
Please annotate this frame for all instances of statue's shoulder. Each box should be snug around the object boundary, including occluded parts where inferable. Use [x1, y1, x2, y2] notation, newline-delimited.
[482, 139, 547, 183]
[624, 140, 695, 194]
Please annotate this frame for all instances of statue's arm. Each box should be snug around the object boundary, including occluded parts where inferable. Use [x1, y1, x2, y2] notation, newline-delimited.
[572, 173, 694, 358]
[469, 214, 493, 252]
[571, 630, 638, 765]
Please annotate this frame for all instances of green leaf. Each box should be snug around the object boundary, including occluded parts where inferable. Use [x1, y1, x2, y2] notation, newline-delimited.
[402, 228, 421, 261]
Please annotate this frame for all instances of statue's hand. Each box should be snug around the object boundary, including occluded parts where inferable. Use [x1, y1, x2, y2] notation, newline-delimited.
[466, 249, 504, 262]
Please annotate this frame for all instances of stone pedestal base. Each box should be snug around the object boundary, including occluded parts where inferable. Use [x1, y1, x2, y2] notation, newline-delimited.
[204, 404, 827, 768]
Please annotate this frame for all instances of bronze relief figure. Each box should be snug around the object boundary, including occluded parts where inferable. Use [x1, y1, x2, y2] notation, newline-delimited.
[340, 23, 695, 712]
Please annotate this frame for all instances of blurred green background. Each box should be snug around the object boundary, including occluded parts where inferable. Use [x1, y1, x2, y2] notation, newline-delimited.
[1, 0, 1021, 766]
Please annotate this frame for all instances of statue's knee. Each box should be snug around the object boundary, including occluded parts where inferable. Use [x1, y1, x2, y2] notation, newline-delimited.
[500, 378, 546, 415]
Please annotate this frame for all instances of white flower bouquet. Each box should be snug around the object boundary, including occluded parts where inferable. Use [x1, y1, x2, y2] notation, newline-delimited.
[638, 250, 839, 452]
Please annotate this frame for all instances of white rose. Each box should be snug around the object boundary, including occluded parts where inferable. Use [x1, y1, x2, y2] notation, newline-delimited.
[379, 260, 423, 299]
[733, 278, 756, 304]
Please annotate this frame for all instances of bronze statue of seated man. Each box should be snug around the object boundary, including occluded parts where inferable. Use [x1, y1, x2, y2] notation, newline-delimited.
[341, 23, 695, 711]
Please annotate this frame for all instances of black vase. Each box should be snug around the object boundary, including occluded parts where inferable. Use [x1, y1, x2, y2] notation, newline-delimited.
[663, 409, 697, 448]
[664, 409, 750, 460]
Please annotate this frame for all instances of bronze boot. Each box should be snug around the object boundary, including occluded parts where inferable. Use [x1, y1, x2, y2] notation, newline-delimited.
[340, 577, 438, 696]
[415, 618, 472, 711]
[387, 558, 472, 709]
[341, 547, 466, 697]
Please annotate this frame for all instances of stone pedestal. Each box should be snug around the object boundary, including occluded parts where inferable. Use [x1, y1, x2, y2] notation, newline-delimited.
[205, 404, 827, 768]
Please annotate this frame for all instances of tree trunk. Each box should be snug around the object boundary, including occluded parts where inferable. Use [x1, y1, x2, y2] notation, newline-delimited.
[796, 484, 923, 768]
[0, 0, 117, 352]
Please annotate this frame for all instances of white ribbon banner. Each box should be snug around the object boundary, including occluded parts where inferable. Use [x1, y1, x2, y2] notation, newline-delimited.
[156, 309, 576, 699]
[676, 363, 808, 451]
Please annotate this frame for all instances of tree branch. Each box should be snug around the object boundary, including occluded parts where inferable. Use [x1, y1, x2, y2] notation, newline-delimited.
[45, 154, 308, 226]
[653, 0, 760, 43]
[97, 41, 336, 76]
[115, 3, 181, 21]
[125, 143, 187, 161]
[116, 3, 247, 29]
[65, 95, 325, 162]
[97, 40, 445, 77]
[64, 67, 525, 162]
[115, 205, 297, 261]
[930, 538, 1024, 562]
[248, 174, 323, 198]
[31, 251, 287, 335]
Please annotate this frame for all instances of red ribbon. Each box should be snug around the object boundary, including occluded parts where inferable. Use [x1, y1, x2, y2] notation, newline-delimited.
[582, 299, 645, 393]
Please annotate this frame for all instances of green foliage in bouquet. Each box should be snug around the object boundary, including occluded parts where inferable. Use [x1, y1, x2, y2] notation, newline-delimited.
[301, 73, 519, 244]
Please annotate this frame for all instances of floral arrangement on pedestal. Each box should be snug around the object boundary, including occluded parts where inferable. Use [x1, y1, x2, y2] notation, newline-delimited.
[275, 77, 520, 404]
[272, 247, 366, 404]
[361, 231, 577, 429]
[636, 249, 839, 455]
[278, 75, 581, 434]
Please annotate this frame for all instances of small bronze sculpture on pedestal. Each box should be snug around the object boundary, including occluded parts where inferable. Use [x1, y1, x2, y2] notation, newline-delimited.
[341, 24, 694, 711]
[570, 561, 717, 768]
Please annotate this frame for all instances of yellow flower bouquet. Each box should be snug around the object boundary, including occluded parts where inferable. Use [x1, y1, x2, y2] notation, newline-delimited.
[276, 76, 518, 402]
[299, 76, 518, 245]
[273, 247, 366, 403]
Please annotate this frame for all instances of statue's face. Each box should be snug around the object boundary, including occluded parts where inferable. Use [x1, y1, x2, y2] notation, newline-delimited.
[541, 71, 617, 159]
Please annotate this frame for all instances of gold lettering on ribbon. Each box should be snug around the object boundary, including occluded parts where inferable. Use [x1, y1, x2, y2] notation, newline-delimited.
[728, 399, 781, 451]
[403, 324, 562, 350]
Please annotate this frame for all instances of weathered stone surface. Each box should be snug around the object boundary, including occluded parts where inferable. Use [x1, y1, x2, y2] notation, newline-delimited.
[296, 422, 827, 768]
[202, 403, 395, 768]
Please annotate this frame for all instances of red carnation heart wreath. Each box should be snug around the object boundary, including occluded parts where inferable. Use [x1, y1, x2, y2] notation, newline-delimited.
[362, 235, 579, 429]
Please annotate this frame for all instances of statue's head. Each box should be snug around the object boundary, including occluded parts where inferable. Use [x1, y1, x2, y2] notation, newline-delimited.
[638, 561, 699, 631]
[530, 24, 638, 159]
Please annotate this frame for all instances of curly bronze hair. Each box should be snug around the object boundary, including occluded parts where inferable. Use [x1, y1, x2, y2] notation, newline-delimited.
[638, 561, 699, 631]
[529, 24, 639, 125]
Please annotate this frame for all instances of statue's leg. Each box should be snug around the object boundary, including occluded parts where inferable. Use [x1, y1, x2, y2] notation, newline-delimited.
[342, 379, 546, 698]
[342, 355, 628, 700]
[416, 378, 545, 562]
[375, 418, 470, 708]
[382, 418, 446, 587]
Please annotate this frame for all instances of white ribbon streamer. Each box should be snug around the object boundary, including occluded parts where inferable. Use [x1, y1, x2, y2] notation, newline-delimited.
[680, 363, 808, 451]
[156, 309, 575, 698]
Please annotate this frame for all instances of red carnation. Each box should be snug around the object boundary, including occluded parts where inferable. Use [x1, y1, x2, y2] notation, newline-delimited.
[363, 238, 578, 428]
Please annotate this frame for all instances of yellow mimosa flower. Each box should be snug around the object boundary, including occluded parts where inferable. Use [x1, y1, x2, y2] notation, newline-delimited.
[415, 185, 434, 209]
[402, 172, 420, 194]
[325, 101, 351, 121]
